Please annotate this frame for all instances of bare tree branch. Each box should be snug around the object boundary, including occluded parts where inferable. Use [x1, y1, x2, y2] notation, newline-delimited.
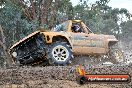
[0, 40, 3, 47]
[0, 25, 13, 66]
[40, 0, 53, 24]
[23, 8, 33, 20]
[29, 0, 37, 20]
[0, 25, 5, 43]
[19, 0, 33, 20]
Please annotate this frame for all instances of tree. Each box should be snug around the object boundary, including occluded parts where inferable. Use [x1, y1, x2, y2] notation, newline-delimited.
[120, 20, 132, 37]
[0, 25, 13, 66]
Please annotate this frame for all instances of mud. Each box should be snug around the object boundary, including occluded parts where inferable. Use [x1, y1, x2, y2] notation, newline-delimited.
[0, 63, 132, 88]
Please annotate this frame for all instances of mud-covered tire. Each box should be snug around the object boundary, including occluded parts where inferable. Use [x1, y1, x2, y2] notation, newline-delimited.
[109, 48, 124, 64]
[47, 42, 73, 65]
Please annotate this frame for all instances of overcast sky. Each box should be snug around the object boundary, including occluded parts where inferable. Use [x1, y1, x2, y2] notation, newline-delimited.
[70, 0, 132, 13]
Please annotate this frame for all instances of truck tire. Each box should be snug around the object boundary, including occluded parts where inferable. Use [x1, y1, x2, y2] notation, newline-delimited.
[47, 42, 73, 65]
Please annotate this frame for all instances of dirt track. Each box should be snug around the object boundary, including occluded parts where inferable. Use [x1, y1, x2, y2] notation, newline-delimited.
[0, 63, 132, 88]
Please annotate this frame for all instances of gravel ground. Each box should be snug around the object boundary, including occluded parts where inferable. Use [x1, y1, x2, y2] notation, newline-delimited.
[0, 63, 132, 88]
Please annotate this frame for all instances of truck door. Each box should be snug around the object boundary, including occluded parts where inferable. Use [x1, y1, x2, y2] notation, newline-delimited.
[70, 32, 106, 55]
[70, 32, 89, 55]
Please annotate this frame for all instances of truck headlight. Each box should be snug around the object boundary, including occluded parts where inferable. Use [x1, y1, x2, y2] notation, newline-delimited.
[12, 52, 17, 57]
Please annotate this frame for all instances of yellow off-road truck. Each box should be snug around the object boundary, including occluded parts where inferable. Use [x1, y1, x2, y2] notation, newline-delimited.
[9, 20, 124, 65]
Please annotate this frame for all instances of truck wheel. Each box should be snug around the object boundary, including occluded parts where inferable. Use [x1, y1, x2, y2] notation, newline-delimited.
[48, 42, 73, 65]
[109, 48, 124, 63]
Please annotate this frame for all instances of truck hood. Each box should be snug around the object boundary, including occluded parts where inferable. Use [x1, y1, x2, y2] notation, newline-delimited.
[10, 31, 40, 50]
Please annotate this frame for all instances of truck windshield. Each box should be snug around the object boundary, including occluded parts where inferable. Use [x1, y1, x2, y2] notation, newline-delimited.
[52, 21, 69, 32]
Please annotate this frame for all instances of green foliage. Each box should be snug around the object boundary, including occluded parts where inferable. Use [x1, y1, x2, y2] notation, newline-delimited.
[73, 0, 131, 35]
[120, 20, 132, 36]
[0, 1, 39, 44]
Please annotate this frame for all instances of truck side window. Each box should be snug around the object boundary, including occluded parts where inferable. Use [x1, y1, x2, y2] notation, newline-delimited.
[71, 24, 83, 33]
